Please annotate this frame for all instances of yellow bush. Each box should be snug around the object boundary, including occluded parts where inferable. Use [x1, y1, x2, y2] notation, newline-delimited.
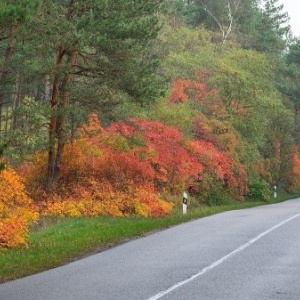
[41, 188, 173, 218]
[0, 168, 38, 249]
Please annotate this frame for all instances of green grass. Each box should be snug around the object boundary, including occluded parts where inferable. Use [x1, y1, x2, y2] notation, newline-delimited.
[0, 191, 299, 283]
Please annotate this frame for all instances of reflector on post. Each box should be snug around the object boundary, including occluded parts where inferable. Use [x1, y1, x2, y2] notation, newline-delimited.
[183, 191, 188, 214]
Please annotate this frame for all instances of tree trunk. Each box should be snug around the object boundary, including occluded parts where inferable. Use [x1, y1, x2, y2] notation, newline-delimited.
[0, 25, 15, 141]
[44, 75, 51, 103]
[52, 49, 77, 187]
[45, 0, 78, 193]
[45, 47, 77, 193]
[45, 45, 66, 193]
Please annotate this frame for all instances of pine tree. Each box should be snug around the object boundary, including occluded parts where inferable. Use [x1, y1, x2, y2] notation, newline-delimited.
[0, 1, 41, 140]
[40, 0, 165, 192]
[253, 0, 290, 54]
[279, 39, 300, 144]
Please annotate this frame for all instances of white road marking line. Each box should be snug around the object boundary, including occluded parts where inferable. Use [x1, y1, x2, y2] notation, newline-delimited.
[147, 213, 300, 300]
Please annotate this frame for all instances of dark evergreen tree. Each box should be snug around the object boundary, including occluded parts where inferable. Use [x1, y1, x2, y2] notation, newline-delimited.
[0, 1, 41, 140]
[278, 39, 300, 144]
[37, 0, 165, 192]
[253, 0, 290, 54]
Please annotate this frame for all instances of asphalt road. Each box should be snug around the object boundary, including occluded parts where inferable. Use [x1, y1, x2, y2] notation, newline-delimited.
[1, 199, 300, 300]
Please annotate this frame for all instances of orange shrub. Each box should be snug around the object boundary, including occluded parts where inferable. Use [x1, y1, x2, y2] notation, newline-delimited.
[41, 187, 173, 218]
[108, 119, 203, 193]
[287, 145, 300, 192]
[0, 167, 38, 249]
[22, 112, 248, 218]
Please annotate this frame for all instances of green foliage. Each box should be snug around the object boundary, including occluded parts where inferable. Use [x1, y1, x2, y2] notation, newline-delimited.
[286, 39, 300, 65]
[156, 25, 218, 80]
[0, 0, 41, 24]
[278, 39, 300, 144]
[210, 47, 295, 186]
[253, 0, 290, 54]
[5, 97, 49, 161]
[156, 17, 299, 195]
[247, 180, 272, 202]
[0, 143, 6, 172]
[43, 0, 165, 103]
[149, 98, 196, 135]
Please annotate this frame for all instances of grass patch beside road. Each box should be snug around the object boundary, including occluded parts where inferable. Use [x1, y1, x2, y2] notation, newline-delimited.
[0, 192, 299, 283]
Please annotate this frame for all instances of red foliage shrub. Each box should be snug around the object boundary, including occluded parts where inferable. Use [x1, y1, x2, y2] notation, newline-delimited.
[22, 111, 248, 219]
[22, 114, 174, 218]
[108, 119, 203, 193]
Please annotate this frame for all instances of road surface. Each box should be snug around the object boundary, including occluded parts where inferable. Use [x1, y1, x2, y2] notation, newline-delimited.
[1, 198, 300, 299]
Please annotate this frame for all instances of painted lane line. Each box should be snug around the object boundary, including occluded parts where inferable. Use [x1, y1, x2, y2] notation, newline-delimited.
[147, 213, 300, 300]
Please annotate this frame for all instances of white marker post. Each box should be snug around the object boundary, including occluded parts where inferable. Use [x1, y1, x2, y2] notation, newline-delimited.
[273, 185, 277, 198]
[183, 192, 188, 214]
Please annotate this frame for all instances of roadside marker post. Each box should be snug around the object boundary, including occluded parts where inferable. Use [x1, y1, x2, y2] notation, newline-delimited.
[183, 192, 188, 214]
[272, 185, 277, 198]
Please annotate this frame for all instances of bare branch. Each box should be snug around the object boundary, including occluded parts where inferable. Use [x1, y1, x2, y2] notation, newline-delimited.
[199, 0, 225, 41]
[222, 0, 233, 47]
[198, 0, 243, 48]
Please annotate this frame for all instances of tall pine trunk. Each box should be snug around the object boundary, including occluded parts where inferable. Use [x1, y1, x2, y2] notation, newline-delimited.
[45, 47, 77, 193]
[45, 46, 65, 193]
[0, 25, 15, 141]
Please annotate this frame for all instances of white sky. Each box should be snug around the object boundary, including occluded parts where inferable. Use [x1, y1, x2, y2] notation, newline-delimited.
[279, 0, 300, 37]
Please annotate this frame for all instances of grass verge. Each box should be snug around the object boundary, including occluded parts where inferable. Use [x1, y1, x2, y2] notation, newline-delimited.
[0, 192, 299, 283]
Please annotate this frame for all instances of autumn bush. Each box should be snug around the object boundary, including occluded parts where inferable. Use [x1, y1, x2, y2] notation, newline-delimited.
[42, 187, 173, 218]
[108, 117, 248, 202]
[20, 115, 173, 218]
[0, 166, 38, 249]
[167, 72, 249, 201]
[286, 145, 300, 192]
[21, 72, 250, 214]
[20, 107, 250, 219]
[108, 119, 203, 193]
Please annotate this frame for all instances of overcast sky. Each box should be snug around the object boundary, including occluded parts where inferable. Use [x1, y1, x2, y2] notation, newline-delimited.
[279, 0, 300, 37]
